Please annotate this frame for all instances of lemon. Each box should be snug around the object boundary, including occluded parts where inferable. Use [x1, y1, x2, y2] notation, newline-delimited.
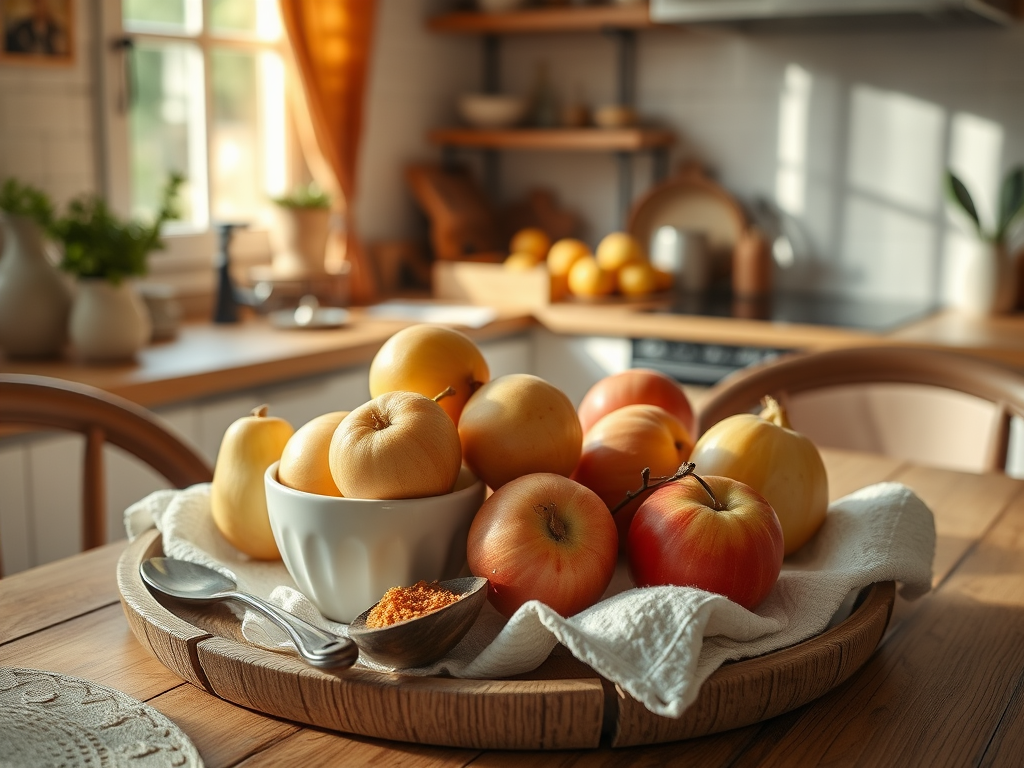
[509, 227, 551, 260]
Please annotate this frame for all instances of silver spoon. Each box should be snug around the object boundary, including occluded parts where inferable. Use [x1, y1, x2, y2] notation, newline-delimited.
[140, 557, 358, 670]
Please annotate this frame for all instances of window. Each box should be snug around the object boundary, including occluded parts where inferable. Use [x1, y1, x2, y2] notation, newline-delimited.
[99, 0, 296, 276]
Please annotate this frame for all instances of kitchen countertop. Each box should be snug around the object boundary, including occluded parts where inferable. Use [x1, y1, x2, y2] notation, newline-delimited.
[1, 298, 1022, 408]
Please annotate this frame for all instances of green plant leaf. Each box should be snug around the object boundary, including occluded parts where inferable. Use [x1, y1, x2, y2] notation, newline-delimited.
[996, 166, 1024, 243]
[270, 182, 331, 209]
[945, 170, 981, 234]
[53, 173, 184, 283]
[0, 177, 55, 229]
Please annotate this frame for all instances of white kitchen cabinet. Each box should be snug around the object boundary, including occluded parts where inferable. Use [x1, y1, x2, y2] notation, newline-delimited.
[531, 328, 632, 406]
[0, 444, 30, 575]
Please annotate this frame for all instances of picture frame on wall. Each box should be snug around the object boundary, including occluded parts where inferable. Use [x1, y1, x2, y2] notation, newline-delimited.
[0, 0, 74, 66]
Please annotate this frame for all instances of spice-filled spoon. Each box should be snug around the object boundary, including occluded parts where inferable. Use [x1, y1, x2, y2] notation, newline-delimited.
[141, 557, 358, 670]
[348, 576, 489, 668]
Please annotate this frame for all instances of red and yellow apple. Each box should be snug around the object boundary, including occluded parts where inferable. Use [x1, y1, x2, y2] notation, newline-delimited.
[627, 473, 784, 611]
[578, 368, 696, 437]
[572, 403, 693, 542]
[368, 324, 490, 425]
[458, 373, 582, 490]
[328, 391, 462, 500]
[467, 472, 618, 618]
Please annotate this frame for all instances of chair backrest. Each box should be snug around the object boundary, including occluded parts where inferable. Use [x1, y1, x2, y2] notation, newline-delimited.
[0, 374, 213, 574]
[695, 346, 1024, 474]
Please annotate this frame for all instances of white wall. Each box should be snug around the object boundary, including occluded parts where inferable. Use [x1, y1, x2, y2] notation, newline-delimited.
[0, 7, 97, 205]
[2, 3, 1023, 308]
[490, 23, 1024, 306]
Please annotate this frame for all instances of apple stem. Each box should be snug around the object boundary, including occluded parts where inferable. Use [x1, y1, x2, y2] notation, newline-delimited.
[433, 386, 456, 403]
[689, 472, 722, 510]
[538, 503, 566, 541]
[610, 461, 721, 515]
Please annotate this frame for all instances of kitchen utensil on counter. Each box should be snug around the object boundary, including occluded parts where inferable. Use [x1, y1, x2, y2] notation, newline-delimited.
[650, 225, 711, 293]
[628, 164, 747, 280]
[268, 294, 349, 330]
[140, 557, 359, 669]
[348, 576, 489, 668]
[139, 282, 182, 341]
[732, 227, 773, 298]
[213, 222, 247, 324]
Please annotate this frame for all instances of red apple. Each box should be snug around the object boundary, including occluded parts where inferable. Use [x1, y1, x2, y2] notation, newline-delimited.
[572, 404, 693, 545]
[627, 472, 784, 611]
[578, 368, 696, 437]
[466, 473, 618, 618]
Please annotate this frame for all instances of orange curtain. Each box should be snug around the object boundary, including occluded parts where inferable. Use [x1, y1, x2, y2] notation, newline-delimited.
[279, 0, 378, 305]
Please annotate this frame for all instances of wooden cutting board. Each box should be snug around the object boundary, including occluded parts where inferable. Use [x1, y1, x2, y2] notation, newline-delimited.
[117, 529, 894, 750]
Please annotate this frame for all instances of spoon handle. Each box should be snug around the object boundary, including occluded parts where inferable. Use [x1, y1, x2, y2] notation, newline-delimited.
[228, 591, 358, 669]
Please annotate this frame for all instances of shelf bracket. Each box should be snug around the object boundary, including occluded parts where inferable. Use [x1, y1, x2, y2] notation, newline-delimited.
[482, 34, 500, 94]
[608, 28, 637, 107]
[616, 151, 632, 230]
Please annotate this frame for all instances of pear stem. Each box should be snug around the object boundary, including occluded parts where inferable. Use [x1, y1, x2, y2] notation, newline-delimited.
[433, 386, 456, 403]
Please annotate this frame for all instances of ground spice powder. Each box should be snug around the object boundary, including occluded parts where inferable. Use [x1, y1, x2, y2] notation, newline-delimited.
[365, 580, 462, 628]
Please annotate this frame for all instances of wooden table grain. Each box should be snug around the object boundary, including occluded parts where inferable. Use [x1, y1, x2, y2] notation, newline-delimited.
[3, 448, 1024, 767]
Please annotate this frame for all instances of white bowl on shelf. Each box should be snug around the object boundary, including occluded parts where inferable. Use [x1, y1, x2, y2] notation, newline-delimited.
[458, 94, 529, 129]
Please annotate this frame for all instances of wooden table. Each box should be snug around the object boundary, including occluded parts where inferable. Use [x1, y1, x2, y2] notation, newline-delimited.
[3, 448, 1024, 766]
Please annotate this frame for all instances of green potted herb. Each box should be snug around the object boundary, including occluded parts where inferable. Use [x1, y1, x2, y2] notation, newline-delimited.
[269, 181, 333, 277]
[56, 173, 184, 362]
[0, 178, 71, 359]
[945, 166, 1023, 314]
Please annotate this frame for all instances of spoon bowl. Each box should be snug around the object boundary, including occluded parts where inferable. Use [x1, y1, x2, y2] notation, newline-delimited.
[348, 576, 489, 668]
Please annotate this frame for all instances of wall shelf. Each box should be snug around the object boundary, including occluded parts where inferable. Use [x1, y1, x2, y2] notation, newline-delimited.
[428, 127, 675, 152]
[426, 2, 671, 228]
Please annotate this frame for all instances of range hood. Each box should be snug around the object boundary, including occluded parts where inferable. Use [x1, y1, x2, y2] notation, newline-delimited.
[650, 0, 1018, 27]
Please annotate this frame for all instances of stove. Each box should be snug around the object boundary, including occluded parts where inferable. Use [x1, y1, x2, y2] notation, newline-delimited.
[632, 291, 937, 385]
[653, 291, 937, 332]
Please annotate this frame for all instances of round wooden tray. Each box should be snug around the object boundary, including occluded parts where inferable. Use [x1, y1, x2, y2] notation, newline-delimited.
[117, 529, 895, 751]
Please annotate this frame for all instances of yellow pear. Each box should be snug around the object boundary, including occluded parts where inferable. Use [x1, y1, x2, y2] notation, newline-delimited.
[210, 404, 294, 560]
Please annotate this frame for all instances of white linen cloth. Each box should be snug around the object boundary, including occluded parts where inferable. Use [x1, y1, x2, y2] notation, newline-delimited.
[125, 481, 934, 719]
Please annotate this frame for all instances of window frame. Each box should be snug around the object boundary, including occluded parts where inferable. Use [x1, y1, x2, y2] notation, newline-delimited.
[94, 0, 300, 286]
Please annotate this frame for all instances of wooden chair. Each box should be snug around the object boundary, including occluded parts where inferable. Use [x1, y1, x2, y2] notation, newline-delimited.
[695, 346, 1024, 474]
[0, 374, 213, 575]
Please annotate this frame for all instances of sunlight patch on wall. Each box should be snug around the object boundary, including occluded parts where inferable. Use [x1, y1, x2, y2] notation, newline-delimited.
[847, 85, 945, 214]
[948, 112, 1004, 236]
[775, 64, 813, 217]
[840, 194, 936, 303]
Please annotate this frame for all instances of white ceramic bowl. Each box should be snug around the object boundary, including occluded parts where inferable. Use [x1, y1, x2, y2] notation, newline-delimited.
[265, 462, 486, 623]
[458, 94, 529, 129]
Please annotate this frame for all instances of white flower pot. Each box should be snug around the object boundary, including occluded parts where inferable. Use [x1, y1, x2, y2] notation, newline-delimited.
[0, 212, 72, 358]
[956, 240, 1017, 316]
[271, 207, 331, 278]
[69, 279, 152, 363]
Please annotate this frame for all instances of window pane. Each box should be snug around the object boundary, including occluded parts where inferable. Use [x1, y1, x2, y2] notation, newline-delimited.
[210, 48, 285, 223]
[210, 0, 281, 40]
[129, 42, 207, 227]
[123, 0, 201, 35]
